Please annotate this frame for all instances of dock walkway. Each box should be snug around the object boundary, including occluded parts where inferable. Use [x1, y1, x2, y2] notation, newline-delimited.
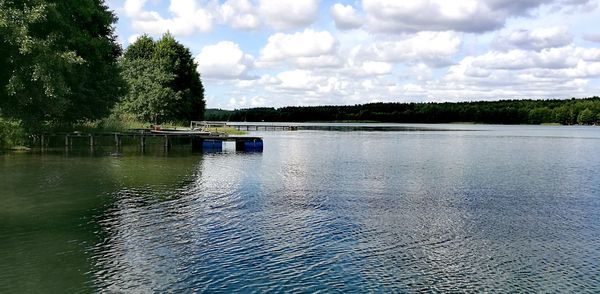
[34, 130, 263, 152]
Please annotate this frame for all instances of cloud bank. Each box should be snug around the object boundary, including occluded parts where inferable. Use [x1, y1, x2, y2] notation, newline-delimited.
[114, 0, 600, 108]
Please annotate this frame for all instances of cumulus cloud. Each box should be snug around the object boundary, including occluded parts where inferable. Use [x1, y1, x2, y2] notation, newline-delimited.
[259, 0, 319, 30]
[493, 27, 573, 51]
[331, 3, 363, 30]
[361, 0, 593, 33]
[227, 96, 268, 108]
[583, 33, 600, 43]
[256, 70, 359, 105]
[127, 34, 141, 44]
[123, 0, 214, 36]
[351, 31, 462, 67]
[123, 0, 261, 35]
[471, 47, 580, 70]
[113, 0, 600, 108]
[444, 46, 600, 92]
[219, 0, 261, 30]
[361, 61, 394, 75]
[259, 29, 339, 67]
[362, 0, 504, 33]
[195, 41, 255, 80]
[274, 70, 320, 91]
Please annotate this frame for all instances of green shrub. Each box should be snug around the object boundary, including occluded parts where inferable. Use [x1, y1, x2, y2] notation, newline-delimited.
[0, 118, 26, 149]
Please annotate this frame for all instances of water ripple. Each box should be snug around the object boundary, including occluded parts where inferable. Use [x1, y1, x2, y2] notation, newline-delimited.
[73, 131, 600, 292]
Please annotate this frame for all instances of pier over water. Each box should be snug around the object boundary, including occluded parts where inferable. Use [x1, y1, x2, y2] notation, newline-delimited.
[33, 130, 263, 152]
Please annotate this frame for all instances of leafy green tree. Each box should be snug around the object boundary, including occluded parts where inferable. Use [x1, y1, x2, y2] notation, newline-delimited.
[528, 107, 553, 124]
[119, 33, 205, 123]
[118, 58, 180, 124]
[124, 34, 155, 60]
[553, 106, 576, 125]
[577, 108, 595, 125]
[0, 0, 125, 131]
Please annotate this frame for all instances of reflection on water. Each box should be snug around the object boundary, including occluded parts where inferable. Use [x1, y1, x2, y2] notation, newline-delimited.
[1, 125, 600, 292]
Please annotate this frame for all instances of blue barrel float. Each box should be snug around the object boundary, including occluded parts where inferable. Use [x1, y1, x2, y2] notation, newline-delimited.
[202, 139, 223, 152]
[192, 137, 263, 152]
[236, 139, 263, 152]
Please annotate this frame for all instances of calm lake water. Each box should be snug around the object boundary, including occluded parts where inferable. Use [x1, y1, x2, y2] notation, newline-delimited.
[1, 124, 600, 292]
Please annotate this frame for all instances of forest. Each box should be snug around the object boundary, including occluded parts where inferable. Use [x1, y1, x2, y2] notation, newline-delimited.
[205, 97, 600, 125]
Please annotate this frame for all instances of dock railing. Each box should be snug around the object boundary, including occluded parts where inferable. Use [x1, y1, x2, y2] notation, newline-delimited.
[190, 121, 228, 132]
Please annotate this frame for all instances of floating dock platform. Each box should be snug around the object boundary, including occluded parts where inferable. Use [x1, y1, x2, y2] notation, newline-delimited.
[33, 131, 263, 152]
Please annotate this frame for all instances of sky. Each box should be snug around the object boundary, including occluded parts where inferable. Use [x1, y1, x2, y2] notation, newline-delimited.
[106, 0, 600, 109]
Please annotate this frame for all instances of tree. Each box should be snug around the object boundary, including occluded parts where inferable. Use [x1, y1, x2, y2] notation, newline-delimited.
[203, 97, 600, 125]
[124, 34, 155, 60]
[118, 58, 180, 124]
[528, 107, 553, 124]
[0, 0, 125, 131]
[577, 108, 595, 125]
[119, 33, 205, 123]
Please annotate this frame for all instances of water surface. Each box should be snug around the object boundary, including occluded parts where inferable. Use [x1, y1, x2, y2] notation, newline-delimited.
[1, 124, 599, 292]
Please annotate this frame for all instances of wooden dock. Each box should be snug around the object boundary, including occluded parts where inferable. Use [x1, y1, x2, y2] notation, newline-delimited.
[224, 123, 416, 132]
[33, 131, 263, 152]
[227, 124, 299, 131]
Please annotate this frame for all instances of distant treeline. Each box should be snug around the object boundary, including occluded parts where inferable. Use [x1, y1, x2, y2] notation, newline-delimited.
[205, 97, 600, 125]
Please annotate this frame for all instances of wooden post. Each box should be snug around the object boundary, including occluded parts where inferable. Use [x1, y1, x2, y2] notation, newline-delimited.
[140, 135, 146, 149]
[41, 134, 45, 148]
[65, 135, 69, 147]
[114, 133, 121, 148]
[164, 135, 169, 149]
[89, 135, 94, 147]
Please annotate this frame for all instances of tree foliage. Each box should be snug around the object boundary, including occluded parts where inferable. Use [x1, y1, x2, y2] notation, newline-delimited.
[118, 33, 205, 124]
[577, 108, 595, 125]
[119, 58, 180, 124]
[205, 97, 600, 125]
[0, 0, 125, 131]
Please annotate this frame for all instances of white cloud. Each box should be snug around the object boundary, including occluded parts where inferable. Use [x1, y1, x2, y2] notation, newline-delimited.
[111, 0, 600, 108]
[259, 29, 338, 63]
[362, 0, 503, 33]
[294, 55, 345, 69]
[471, 47, 579, 70]
[259, 0, 319, 30]
[443, 45, 600, 94]
[275, 70, 319, 91]
[493, 27, 573, 51]
[352, 31, 462, 67]
[361, 61, 394, 75]
[195, 41, 255, 80]
[127, 34, 141, 44]
[406, 63, 434, 81]
[219, 0, 261, 30]
[361, 0, 594, 33]
[123, 0, 262, 35]
[123, 0, 144, 16]
[124, 0, 214, 36]
[227, 96, 268, 108]
[583, 33, 600, 43]
[331, 3, 362, 30]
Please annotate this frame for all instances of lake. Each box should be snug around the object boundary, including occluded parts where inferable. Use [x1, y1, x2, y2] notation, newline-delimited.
[1, 124, 599, 292]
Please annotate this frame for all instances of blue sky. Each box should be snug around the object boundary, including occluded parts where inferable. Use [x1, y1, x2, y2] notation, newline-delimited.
[106, 0, 600, 109]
